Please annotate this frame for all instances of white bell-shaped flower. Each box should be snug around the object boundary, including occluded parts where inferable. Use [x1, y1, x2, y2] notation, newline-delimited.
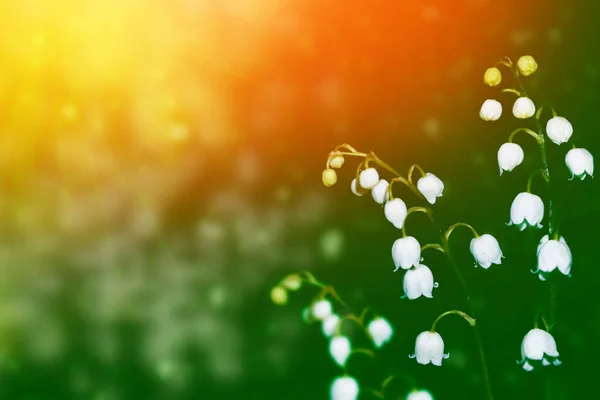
[533, 235, 572, 281]
[517, 328, 561, 371]
[508, 192, 544, 230]
[359, 167, 379, 189]
[417, 173, 444, 204]
[329, 335, 351, 367]
[497, 142, 524, 175]
[331, 376, 359, 400]
[392, 236, 421, 272]
[402, 264, 438, 300]
[312, 299, 333, 320]
[470, 234, 503, 269]
[479, 99, 502, 121]
[512, 97, 535, 119]
[407, 390, 434, 400]
[409, 331, 449, 366]
[350, 178, 364, 197]
[546, 116, 573, 145]
[367, 317, 394, 348]
[322, 314, 340, 338]
[384, 198, 408, 229]
[371, 179, 390, 204]
[565, 148, 594, 180]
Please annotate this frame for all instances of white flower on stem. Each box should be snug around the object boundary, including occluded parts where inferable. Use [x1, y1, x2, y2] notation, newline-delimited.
[384, 198, 408, 229]
[479, 99, 502, 121]
[546, 116, 573, 145]
[331, 376, 359, 400]
[359, 167, 379, 189]
[402, 264, 438, 300]
[409, 331, 449, 366]
[470, 234, 503, 269]
[497, 142, 524, 175]
[565, 148, 594, 180]
[392, 236, 421, 271]
[533, 235, 572, 281]
[312, 299, 333, 320]
[329, 336, 351, 367]
[407, 390, 434, 400]
[417, 173, 444, 204]
[512, 97, 536, 119]
[371, 179, 390, 204]
[322, 314, 340, 338]
[350, 178, 364, 197]
[518, 328, 561, 371]
[367, 317, 393, 348]
[508, 192, 544, 230]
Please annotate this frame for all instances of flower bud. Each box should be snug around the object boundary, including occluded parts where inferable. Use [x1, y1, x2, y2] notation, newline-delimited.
[407, 390, 434, 400]
[322, 314, 340, 337]
[508, 192, 544, 231]
[518, 328, 561, 371]
[350, 178, 365, 196]
[384, 198, 408, 229]
[483, 67, 502, 86]
[367, 317, 394, 348]
[546, 116, 573, 145]
[392, 236, 421, 271]
[517, 55, 538, 76]
[282, 274, 302, 291]
[322, 169, 337, 187]
[417, 173, 444, 204]
[331, 376, 359, 400]
[371, 179, 390, 204]
[534, 235, 572, 281]
[512, 97, 536, 119]
[329, 335, 351, 366]
[497, 142, 524, 175]
[312, 299, 333, 320]
[359, 167, 379, 189]
[403, 264, 438, 300]
[565, 148, 594, 180]
[270, 286, 288, 305]
[329, 155, 345, 168]
[470, 234, 503, 269]
[479, 99, 502, 121]
[409, 331, 449, 366]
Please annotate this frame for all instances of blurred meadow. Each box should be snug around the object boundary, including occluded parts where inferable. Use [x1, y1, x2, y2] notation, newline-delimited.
[0, 0, 599, 399]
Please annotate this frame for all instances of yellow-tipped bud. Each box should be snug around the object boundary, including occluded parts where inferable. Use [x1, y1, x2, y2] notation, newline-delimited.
[517, 55, 538, 77]
[483, 67, 502, 86]
[270, 286, 288, 305]
[282, 274, 303, 291]
[322, 169, 337, 187]
[329, 155, 345, 169]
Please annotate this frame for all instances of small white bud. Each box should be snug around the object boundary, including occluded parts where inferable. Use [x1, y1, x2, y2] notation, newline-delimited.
[371, 179, 390, 204]
[367, 317, 394, 348]
[518, 328, 561, 371]
[407, 390, 434, 400]
[470, 234, 503, 269]
[512, 97, 536, 119]
[392, 236, 421, 271]
[565, 148, 594, 180]
[479, 99, 502, 121]
[546, 116, 573, 145]
[331, 376, 359, 400]
[497, 142, 524, 175]
[312, 299, 333, 320]
[359, 168, 379, 189]
[322, 314, 340, 338]
[409, 331, 449, 366]
[508, 192, 544, 230]
[329, 336, 351, 367]
[403, 264, 438, 300]
[384, 198, 408, 229]
[350, 178, 364, 196]
[416, 173, 444, 204]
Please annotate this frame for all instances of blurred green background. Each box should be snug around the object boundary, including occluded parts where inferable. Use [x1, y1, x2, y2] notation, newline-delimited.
[0, 0, 599, 398]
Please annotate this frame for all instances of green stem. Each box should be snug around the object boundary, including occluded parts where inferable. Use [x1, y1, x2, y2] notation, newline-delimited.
[430, 310, 476, 332]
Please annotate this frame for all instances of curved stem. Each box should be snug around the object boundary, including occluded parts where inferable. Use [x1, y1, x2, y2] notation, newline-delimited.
[421, 243, 446, 254]
[379, 374, 418, 397]
[508, 127, 542, 144]
[388, 176, 426, 202]
[430, 310, 476, 332]
[407, 164, 427, 184]
[502, 88, 521, 96]
[526, 169, 548, 193]
[535, 104, 558, 122]
[444, 222, 480, 243]
[402, 206, 433, 237]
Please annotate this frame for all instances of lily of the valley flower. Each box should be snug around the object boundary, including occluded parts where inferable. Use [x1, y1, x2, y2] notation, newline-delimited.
[508, 192, 544, 230]
[546, 116, 573, 145]
[371, 179, 390, 204]
[483, 67, 502, 86]
[565, 148, 594, 180]
[322, 314, 340, 338]
[329, 336, 352, 367]
[470, 234, 503, 269]
[407, 390, 434, 400]
[392, 236, 421, 271]
[517, 55, 538, 76]
[417, 173, 444, 204]
[367, 317, 394, 348]
[518, 328, 561, 371]
[403, 264, 438, 300]
[350, 178, 364, 196]
[409, 331, 449, 366]
[533, 235, 572, 281]
[384, 198, 408, 229]
[359, 167, 379, 189]
[331, 376, 360, 400]
[513, 97, 536, 119]
[312, 299, 333, 320]
[497, 142, 524, 175]
[480, 99, 502, 121]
